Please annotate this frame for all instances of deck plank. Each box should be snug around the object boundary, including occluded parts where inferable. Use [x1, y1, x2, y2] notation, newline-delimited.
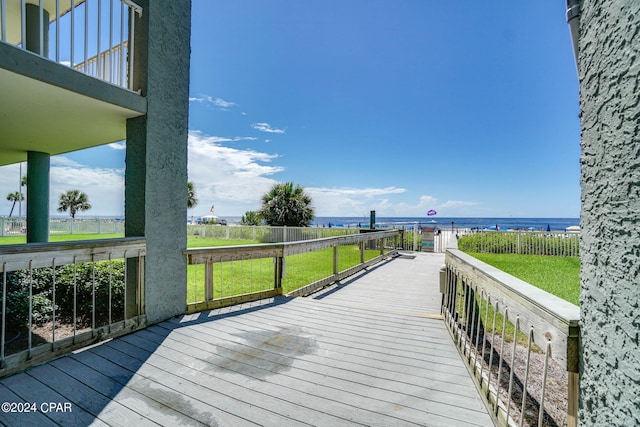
[0, 252, 494, 427]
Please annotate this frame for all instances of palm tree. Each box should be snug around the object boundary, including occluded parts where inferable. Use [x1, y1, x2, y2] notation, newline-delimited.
[187, 181, 198, 209]
[240, 210, 262, 226]
[6, 192, 24, 217]
[259, 182, 314, 227]
[57, 190, 91, 218]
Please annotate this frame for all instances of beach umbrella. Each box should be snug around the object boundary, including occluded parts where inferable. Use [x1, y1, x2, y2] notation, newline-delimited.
[546, 224, 551, 232]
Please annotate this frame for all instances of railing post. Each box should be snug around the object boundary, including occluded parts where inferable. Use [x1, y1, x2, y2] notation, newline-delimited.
[360, 241, 365, 264]
[568, 372, 579, 427]
[125, 254, 142, 320]
[333, 245, 338, 275]
[274, 256, 284, 290]
[439, 265, 446, 309]
[413, 223, 419, 251]
[205, 261, 214, 300]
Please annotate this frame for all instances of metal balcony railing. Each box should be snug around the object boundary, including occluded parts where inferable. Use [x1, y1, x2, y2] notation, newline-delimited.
[0, 0, 142, 90]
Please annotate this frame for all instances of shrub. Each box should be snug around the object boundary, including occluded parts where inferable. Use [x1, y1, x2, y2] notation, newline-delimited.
[2, 260, 126, 330]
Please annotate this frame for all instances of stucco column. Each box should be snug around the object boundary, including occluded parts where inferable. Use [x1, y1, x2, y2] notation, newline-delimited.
[24, 5, 51, 243]
[26, 151, 49, 243]
[579, 1, 640, 425]
[125, 0, 191, 323]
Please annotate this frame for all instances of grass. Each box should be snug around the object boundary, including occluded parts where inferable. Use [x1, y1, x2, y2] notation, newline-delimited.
[453, 252, 580, 348]
[186, 244, 381, 302]
[466, 252, 580, 306]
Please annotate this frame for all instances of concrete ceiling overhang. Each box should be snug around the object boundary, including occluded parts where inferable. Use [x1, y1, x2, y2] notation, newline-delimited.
[0, 42, 146, 166]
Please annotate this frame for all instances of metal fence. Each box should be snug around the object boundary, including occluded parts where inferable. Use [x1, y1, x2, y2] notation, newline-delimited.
[442, 243, 579, 427]
[1, 218, 125, 237]
[458, 231, 580, 257]
[187, 223, 459, 253]
[187, 224, 360, 243]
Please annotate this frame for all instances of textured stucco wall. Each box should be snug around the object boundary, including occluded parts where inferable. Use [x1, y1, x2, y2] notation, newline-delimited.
[126, 0, 191, 323]
[579, 1, 640, 424]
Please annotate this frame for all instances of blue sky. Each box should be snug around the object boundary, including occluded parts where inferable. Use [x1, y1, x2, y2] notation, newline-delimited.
[1, 1, 580, 219]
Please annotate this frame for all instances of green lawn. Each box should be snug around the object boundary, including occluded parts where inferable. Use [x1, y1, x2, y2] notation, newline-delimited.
[467, 252, 580, 306]
[187, 244, 380, 302]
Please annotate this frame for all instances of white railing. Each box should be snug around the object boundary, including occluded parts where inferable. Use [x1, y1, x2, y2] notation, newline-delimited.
[0, 237, 146, 377]
[442, 242, 579, 427]
[188, 224, 360, 243]
[187, 224, 460, 253]
[1, 217, 125, 236]
[0, 0, 142, 90]
[459, 230, 580, 257]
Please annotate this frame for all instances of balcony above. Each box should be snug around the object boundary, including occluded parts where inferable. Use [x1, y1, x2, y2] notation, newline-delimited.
[0, 42, 146, 166]
[0, 0, 146, 166]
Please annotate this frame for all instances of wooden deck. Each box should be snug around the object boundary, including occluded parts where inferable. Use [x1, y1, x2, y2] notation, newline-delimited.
[0, 252, 494, 427]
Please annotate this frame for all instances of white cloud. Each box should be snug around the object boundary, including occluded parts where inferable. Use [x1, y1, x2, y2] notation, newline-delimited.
[0, 131, 285, 219]
[439, 200, 479, 209]
[187, 130, 284, 215]
[305, 186, 407, 217]
[389, 195, 479, 217]
[108, 141, 126, 150]
[0, 158, 125, 217]
[50, 157, 125, 216]
[0, 140, 479, 219]
[251, 123, 286, 134]
[213, 98, 237, 108]
[189, 95, 238, 110]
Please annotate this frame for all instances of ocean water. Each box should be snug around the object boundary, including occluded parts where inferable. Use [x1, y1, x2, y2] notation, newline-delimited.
[309, 217, 580, 232]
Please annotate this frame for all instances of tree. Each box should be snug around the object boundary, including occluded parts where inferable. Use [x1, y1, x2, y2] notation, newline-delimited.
[259, 182, 314, 227]
[240, 210, 262, 226]
[57, 190, 91, 218]
[187, 181, 198, 209]
[6, 192, 24, 217]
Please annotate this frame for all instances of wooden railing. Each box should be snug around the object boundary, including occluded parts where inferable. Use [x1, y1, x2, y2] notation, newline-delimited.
[0, 237, 146, 378]
[184, 230, 400, 313]
[442, 242, 580, 427]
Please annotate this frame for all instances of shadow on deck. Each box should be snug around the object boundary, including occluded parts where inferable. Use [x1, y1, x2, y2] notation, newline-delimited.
[0, 252, 494, 427]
